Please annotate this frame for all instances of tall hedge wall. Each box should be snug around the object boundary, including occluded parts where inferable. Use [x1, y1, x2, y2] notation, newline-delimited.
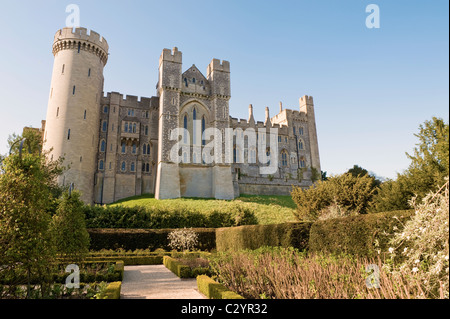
[308, 210, 415, 257]
[88, 228, 216, 251]
[215, 222, 312, 252]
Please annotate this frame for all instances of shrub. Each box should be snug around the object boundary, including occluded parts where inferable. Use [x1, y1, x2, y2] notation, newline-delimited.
[96, 281, 122, 299]
[291, 173, 377, 222]
[215, 222, 312, 252]
[163, 256, 192, 278]
[385, 179, 449, 299]
[168, 228, 199, 252]
[308, 210, 415, 258]
[208, 247, 434, 299]
[197, 275, 244, 299]
[51, 191, 90, 263]
[83, 205, 257, 229]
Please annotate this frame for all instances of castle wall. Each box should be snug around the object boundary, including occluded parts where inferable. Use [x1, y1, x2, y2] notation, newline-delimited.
[42, 27, 321, 205]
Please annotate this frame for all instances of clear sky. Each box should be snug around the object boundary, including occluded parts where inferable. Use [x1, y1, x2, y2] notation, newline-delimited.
[0, 0, 448, 179]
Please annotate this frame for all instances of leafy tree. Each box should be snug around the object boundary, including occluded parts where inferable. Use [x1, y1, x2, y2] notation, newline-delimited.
[347, 164, 382, 188]
[405, 117, 449, 200]
[370, 117, 449, 212]
[291, 173, 376, 222]
[50, 191, 90, 263]
[0, 153, 62, 297]
[0, 130, 64, 298]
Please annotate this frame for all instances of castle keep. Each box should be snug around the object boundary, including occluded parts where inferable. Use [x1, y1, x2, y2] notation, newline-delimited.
[41, 27, 321, 204]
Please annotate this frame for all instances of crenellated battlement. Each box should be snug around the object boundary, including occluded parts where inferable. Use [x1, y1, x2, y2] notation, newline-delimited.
[299, 95, 314, 106]
[160, 47, 182, 64]
[207, 59, 230, 74]
[52, 27, 109, 65]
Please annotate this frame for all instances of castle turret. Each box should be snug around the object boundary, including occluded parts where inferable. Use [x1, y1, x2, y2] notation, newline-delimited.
[43, 27, 109, 204]
[155, 47, 182, 200]
[299, 95, 321, 174]
[264, 106, 270, 126]
[248, 104, 255, 124]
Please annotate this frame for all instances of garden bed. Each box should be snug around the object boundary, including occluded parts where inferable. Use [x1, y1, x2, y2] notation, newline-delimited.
[0, 281, 121, 299]
[163, 255, 211, 278]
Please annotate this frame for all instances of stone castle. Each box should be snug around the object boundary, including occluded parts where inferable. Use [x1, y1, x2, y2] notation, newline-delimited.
[39, 27, 321, 204]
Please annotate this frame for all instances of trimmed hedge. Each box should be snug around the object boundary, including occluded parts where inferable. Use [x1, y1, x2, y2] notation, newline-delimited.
[0, 261, 124, 285]
[103, 281, 122, 299]
[215, 222, 312, 252]
[308, 210, 415, 257]
[163, 256, 192, 278]
[197, 275, 244, 299]
[84, 205, 257, 229]
[163, 256, 210, 278]
[88, 228, 216, 251]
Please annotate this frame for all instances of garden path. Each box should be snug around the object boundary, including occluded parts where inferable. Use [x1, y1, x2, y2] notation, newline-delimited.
[120, 265, 206, 299]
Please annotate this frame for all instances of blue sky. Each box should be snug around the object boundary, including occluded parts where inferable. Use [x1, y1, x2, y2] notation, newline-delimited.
[0, 0, 448, 179]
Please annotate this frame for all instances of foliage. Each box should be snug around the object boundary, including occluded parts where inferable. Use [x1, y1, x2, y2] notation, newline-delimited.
[215, 222, 312, 252]
[197, 275, 244, 299]
[84, 203, 258, 229]
[370, 117, 449, 212]
[167, 228, 199, 252]
[310, 167, 320, 183]
[0, 138, 64, 298]
[208, 247, 440, 299]
[291, 173, 377, 222]
[385, 179, 449, 299]
[347, 164, 382, 188]
[405, 117, 449, 198]
[0, 282, 111, 299]
[50, 191, 90, 263]
[308, 210, 415, 258]
[87, 228, 216, 251]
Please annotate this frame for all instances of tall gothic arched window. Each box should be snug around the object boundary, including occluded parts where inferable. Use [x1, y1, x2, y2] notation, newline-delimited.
[100, 140, 106, 152]
[202, 116, 206, 146]
[281, 150, 288, 167]
[183, 115, 188, 143]
[193, 107, 197, 145]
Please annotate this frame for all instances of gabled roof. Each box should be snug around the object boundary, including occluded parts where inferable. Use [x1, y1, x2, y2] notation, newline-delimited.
[182, 64, 208, 85]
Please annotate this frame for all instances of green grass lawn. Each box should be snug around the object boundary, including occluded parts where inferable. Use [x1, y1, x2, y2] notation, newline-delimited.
[109, 194, 297, 225]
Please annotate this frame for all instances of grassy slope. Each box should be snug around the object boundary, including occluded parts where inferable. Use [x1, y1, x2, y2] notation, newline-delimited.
[109, 194, 297, 225]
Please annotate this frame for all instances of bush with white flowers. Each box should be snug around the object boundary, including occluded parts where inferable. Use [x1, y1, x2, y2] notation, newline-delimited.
[167, 228, 199, 252]
[386, 178, 449, 298]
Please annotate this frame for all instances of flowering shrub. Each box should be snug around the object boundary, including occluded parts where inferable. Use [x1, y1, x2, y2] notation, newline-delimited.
[167, 228, 199, 252]
[386, 178, 449, 298]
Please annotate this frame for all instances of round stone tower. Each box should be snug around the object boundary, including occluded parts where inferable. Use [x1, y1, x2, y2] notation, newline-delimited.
[43, 27, 109, 204]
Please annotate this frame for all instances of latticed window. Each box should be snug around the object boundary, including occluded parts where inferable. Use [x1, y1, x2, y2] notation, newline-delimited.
[300, 157, 306, 168]
[100, 140, 106, 152]
[281, 150, 288, 167]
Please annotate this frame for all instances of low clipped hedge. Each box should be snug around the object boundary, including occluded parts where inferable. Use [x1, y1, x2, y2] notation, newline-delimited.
[215, 222, 312, 252]
[197, 275, 244, 299]
[163, 256, 192, 278]
[163, 256, 210, 278]
[103, 281, 122, 299]
[308, 210, 415, 257]
[88, 228, 216, 251]
[0, 261, 124, 285]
